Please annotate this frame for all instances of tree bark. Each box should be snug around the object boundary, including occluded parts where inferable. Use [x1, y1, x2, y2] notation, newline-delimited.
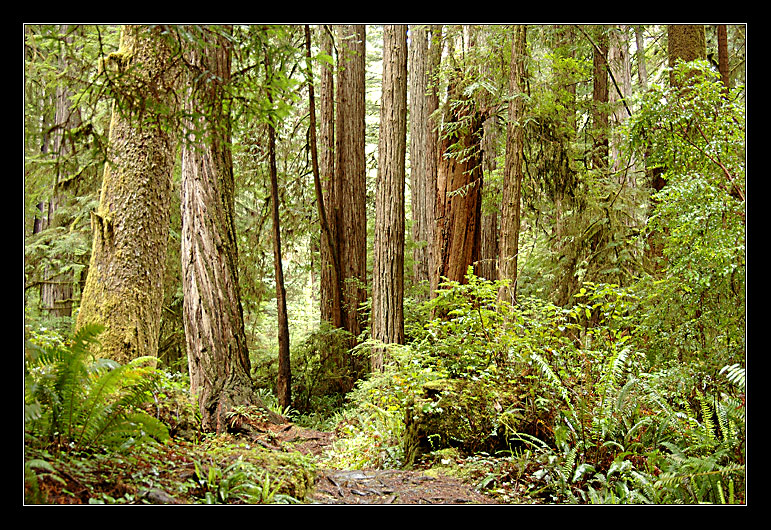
[77, 25, 180, 366]
[263, 48, 293, 411]
[635, 26, 649, 92]
[318, 25, 343, 329]
[334, 25, 368, 384]
[180, 26, 274, 432]
[431, 72, 484, 297]
[42, 24, 80, 318]
[372, 25, 408, 371]
[717, 24, 730, 90]
[667, 24, 706, 87]
[408, 24, 441, 293]
[498, 25, 527, 305]
[644, 25, 707, 272]
[609, 25, 632, 181]
[473, 26, 500, 282]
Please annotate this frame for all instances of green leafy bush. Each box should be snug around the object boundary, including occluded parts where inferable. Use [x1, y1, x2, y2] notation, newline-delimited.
[629, 60, 745, 369]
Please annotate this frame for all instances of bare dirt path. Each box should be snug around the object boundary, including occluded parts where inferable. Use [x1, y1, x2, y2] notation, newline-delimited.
[258, 423, 498, 505]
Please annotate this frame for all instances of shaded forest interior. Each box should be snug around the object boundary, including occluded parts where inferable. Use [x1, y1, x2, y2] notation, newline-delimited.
[24, 24, 746, 505]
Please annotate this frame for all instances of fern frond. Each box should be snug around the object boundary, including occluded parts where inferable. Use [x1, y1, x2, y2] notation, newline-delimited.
[655, 463, 744, 490]
[25, 324, 169, 451]
[719, 363, 745, 389]
[76, 358, 163, 448]
[529, 349, 575, 416]
[561, 446, 578, 480]
[695, 390, 717, 444]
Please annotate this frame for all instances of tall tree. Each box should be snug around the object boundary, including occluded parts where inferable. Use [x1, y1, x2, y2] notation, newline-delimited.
[408, 24, 441, 293]
[498, 25, 527, 305]
[667, 24, 706, 87]
[475, 26, 501, 283]
[643, 24, 707, 272]
[372, 24, 408, 371]
[77, 25, 180, 365]
[41, 24, 81, 318]
[634, 26, 649, 92]
[318, 25, 343, 329]
[265, 45, 292, 410]
[550, 24, 581, 306]
[609, 25, 632, 180]
[334, 25, 368, 383]
[180, 26, 263, 432]
[716, 24, 730, 90]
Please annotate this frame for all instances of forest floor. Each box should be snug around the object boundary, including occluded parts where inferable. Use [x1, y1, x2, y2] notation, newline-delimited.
[27, 418, 508, 505]
[256, 421, 499, 505]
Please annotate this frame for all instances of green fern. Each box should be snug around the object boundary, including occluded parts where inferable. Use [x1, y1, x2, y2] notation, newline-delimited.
[25, 324, 169, 451]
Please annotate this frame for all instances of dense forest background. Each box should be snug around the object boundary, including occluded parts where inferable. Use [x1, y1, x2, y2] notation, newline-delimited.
[24, 24, 746, 505]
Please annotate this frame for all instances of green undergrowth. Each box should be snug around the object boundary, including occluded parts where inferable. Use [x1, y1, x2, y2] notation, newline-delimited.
[332, 269, 745, 504]
[24, 324, 314, 505]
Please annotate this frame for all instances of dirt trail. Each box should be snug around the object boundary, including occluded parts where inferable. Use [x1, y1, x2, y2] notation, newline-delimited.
[307, 468, 497, 504]
[255, 423, 498, 505]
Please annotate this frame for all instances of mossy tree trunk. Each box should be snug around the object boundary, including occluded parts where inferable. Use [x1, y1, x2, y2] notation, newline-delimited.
[644, 25, 707, 272]
[371, 25, 408, 371]
[591, 26, 609, 172]
[77, 25, 180, 365]
[180, 26, 272, 433]
[42, 24, 80, 318]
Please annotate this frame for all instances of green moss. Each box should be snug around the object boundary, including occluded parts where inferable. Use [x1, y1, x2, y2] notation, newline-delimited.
[402, 376, 524, 467]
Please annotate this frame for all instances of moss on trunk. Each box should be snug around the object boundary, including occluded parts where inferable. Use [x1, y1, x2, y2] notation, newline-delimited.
[77, 25, 180, 365]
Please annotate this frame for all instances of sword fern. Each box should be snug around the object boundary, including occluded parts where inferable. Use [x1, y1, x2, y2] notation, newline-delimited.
[25, 323, 169, 452]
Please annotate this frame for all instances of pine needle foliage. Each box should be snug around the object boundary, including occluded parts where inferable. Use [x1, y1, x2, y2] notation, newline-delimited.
[25, 323, 169, 452]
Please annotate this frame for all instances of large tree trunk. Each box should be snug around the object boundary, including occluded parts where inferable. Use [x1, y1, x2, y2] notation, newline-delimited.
[318, 25, 343, 330]
[408, 24, 441, 294]
[470, 26, 499, 282]
[334, 25, 368, 385]
[717, 25, 730, 90]
[431, 73, 484, 297]
[498, 25, 527, 305]
[667, 24, 706, 86]
[372, 25, 408, 371]
[180, 27, 267, 432]
[551, 25, 582, 307]
[609, 25, 632, 181]
[77, 25, 180, 365]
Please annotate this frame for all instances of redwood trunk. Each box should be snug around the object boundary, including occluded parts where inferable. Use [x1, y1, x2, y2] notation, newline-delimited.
[318, 25, 343, 329]
[498, 25, 527, 305]
[180, 27, 263, 432]
[431, 75, 484, 296]
[334, 25, 368, 384]
[408, 25, 441, 293]
[372, 25, 408, 370]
